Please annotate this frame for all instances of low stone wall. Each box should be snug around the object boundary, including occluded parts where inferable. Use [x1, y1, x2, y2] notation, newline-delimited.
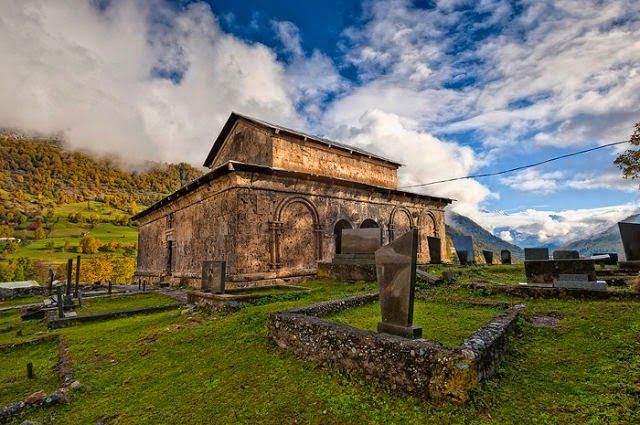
[187, 285, 312, 310]
[267, 294, 524, 404]
[316, 262, 376, 282]
[466, 283, 640, 300]
[47, 303, 181, 329]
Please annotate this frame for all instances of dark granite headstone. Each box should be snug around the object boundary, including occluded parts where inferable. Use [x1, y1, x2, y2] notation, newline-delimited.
[500, 250, 512, 264]
[427, 236, 441, 264]
[593, 252, 618, 266]
[456, 250, 469, 265]
[376, 228, 421, 339]
[525, 259, 596, 284]
[482, 250, 494, 265]
[451, 236, 474, 265]
[524, 248, 549, 261]
[618, 222, 640, 261]
[553, 250, 579, 260]
[202, 261, 226, 293]
[341, 228, 382, 254]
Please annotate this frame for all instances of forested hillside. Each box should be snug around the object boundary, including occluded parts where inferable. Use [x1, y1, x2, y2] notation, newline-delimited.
[0, 135, 203, 283]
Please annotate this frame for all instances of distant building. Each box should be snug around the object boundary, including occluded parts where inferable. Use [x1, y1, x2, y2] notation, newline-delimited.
[132, 113, 452, 288]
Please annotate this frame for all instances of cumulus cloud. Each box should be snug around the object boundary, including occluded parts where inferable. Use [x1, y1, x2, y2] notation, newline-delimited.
[0, 0, 338, 163]
[499, 230, 513, 243]
[500, 169, 564, 194]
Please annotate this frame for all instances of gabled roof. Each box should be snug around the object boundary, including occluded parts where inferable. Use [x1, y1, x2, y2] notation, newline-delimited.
[202, 112, 403, 168]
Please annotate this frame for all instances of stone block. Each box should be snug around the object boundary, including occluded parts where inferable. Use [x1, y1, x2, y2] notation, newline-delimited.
[554, 280, 607, 291]
[482, 250, 494, 265]
[202, 261, 226, 293]
[524, 248, 549, 261]
[525, 259, 596, 284]
[427, 236, 442, 264]
[376, 228, 421, 339]
[341, 228, 383, 254]
[500, 250, 512, 264]
[553, 250, 579, 260]
[593, 252, 618, 266]
[619, 222, 640, 261]
[451, 236, 474, 264]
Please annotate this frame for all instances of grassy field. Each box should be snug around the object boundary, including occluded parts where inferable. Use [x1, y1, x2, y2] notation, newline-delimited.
[4, 200, 138, 263]
[77, 293, 177, 316]
[327, 300, 502, 347]
[0, 271, 637, 424]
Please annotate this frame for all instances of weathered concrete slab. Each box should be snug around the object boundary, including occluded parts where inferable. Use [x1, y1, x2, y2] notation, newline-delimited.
[619, 222, 640, 261]
[341, 228, 383, 254]
[554, 280, 607, 291]
[451, 236, 474, 265]
[375, 228, 421, 339]
[500, 250, 512, 264]
[201, 261, 226, 293]
[524, 248, 549, 261]
[553, 250, 579, 260]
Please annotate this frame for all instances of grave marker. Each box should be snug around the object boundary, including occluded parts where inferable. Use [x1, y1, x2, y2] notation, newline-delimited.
[553, 250, 579, 260]
[451, 236, 474, 265]
[375, 228, 422, 339]
[341, 228, 382, 254]
[202, 261, 226, 293]
[482, 250, 494, 265]
[501, 250, 512, 265]
[618, 221, 640, 261]
[524, 248, 549, 261]
[427, 236, 442, 264]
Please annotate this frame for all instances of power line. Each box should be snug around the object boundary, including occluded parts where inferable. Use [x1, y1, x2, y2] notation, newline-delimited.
[398, 140, 629, 189]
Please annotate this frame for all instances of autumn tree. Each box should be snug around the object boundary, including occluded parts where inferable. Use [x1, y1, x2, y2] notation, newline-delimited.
[615, 122, 640, 180]
[79, 235, 101, 254]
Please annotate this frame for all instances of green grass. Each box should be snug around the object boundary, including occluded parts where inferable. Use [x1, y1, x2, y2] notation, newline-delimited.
[0, 274, 635, 424]
[0, 296, 44, 309]
[425, 264, 527, 285]
[77, 293, 176, 316]
[0, 340, 59, 406]
[5, 200, 138, 263]
[327, 300, 502, 347]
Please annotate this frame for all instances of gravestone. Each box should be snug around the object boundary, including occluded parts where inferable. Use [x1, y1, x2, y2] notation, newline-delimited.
[524, 248, 549, 261]
[202, 261, 226, 293]
[618, 222, 640, 261]
[554, 274, 607, 291]
[525, 259, 596, 284]
[456, 250, 469, 265]
[451, 236, 474, 265]
[501, 250, 512, 264]
[376, 228, 422, 339]
[593, 252, 618, 266]
[553, 250, 579, 260]
[427, 236, 441, 264]
[341, 228, 382, 254]
[482, 250, 494, 265]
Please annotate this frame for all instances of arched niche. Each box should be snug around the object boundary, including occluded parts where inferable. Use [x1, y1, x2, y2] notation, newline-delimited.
[360, 218, 380, 229]
[333, 219, 353, 254]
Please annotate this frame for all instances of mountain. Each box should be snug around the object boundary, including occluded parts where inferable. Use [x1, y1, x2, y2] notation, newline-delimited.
[560, 215, 634, 259]
[445, 211, 524, 262]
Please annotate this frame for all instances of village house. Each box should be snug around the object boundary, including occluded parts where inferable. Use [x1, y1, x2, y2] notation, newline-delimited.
[132, 113, 453, 288]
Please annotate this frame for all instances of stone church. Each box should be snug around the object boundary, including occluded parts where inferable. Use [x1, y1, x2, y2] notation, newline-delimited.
[132, 112, 453, 288]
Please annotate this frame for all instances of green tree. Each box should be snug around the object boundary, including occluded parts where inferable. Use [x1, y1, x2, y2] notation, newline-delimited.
[615, 122, 640, 180]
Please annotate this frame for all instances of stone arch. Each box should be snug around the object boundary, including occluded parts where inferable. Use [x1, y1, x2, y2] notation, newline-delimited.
[360, 218, 380, 229]
[333, 218, 353, 255]
[419, 211, 441, 263]
[269, 196, 323, 271]
[419, 211, 439, 237]
[388, 206, 414, 241]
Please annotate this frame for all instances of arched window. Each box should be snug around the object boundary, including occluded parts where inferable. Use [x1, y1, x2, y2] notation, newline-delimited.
[360, 219, 379, 229]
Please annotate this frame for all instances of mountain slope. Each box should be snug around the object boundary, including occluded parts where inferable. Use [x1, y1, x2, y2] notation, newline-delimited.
[445, 211, 524, 261]
[561, 215, 634, 258]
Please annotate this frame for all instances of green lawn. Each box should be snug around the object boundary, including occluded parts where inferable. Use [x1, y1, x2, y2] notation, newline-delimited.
[0, 274, 635, 424]
[0, 296, 44, 309]
[327, 300, 502, 347]
[77, 293, 176, 317]
[0, 340, 59, 406]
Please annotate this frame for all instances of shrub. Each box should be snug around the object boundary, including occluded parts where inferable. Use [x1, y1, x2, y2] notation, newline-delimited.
[79, 235, 101, 254]
[631, 276, 640, 293]
[33, 227, 46, 240]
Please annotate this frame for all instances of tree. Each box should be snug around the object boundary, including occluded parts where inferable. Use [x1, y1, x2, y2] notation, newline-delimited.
[63, 240, 72, 252]
[615, 122, 640, 180]
[33, 227, 46, 240]
[79, 235, 101, 254]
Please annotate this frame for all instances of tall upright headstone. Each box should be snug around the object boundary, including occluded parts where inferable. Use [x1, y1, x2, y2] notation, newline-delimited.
[426, 236, 441, 264]
[500, 250, 512, 265]
[376, 228, 422, 339]
[74, 256, 81, 298]
[202, 261, 226, 293]
[482, 250, 494, 265]
[618, 222, 640, 261]
[451, 236, 474, 265]
[65, 258, 73, 297]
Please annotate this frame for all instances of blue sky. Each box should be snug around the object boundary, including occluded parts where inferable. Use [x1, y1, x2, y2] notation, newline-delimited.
[1, 0, 639, 245]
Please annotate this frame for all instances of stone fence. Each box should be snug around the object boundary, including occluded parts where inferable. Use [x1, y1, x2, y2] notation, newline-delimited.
[268, 293, 524, 404]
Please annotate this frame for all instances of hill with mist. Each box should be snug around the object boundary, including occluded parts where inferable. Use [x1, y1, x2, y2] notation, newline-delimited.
[561, 215, 634, 258]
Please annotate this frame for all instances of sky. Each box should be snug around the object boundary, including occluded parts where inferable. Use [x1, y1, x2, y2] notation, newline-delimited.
[1, 0, 639, 246]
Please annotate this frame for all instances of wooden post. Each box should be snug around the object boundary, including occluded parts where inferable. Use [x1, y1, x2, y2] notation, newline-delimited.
[142, 281, 146, 292]
[65, 258, 73, 297]
[27, 362, 34, 379]
[74, 255, 81, 298]
[48, 269, 54, 296]
[108, 281, 112, 296]
[56, 286, 64, 318]
[77, 290, 83, 307]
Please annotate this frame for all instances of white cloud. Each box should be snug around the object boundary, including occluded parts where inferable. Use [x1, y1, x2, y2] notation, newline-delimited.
[567, 172, 639, 193]
[500, 169, 564, 194]
[499, 230, 513, 243]
[0, 1, 340, 163]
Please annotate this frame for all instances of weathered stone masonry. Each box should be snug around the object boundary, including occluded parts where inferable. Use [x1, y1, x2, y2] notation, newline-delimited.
[133, 113, 453, 288]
